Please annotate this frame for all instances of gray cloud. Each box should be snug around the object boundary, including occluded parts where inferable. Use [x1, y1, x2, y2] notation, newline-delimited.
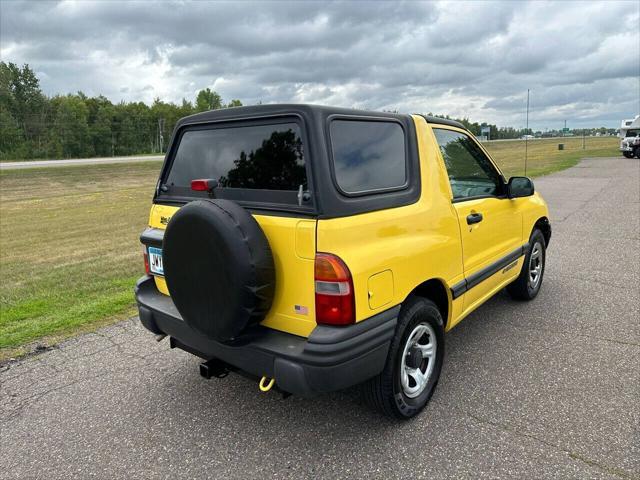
[1, 0, 638, 128]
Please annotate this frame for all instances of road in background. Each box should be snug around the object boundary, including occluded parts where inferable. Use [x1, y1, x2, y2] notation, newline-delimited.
[1, 157, 638, 479]
[0, 155, 164, 170]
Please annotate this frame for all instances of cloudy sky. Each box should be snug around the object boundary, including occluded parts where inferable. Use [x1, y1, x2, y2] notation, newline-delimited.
[1, 0, 638, 129]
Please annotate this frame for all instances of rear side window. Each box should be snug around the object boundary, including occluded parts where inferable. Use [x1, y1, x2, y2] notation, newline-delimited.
[330, 120, 406, 194]
[164, 121, 307, 206]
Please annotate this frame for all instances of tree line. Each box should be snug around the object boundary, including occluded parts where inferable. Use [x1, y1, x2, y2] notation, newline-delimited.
[0, 62, 242, 160]
[1, 62, 616, 160]
[426, 114, 617, 140]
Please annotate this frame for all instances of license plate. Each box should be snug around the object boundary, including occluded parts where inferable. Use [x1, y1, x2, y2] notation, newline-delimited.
[148, 247, 164, 276]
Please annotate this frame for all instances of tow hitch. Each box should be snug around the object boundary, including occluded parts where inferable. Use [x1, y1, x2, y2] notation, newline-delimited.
[198, 362, 290, 398]
[199, 358, 229, 379]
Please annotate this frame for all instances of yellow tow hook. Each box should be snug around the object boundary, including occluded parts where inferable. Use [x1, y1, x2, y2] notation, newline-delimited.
[259, 376, 275, 392]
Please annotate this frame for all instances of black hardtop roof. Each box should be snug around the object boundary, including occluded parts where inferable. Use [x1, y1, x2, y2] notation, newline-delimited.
[175, 103, 468, 132]
[176, 103, 411, 128]
[420, 115, 466, 129]
[160, 103, 429, 218]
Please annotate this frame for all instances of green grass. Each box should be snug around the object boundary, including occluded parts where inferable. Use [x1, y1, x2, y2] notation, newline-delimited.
[0, 136, 619, 360]
[0, 161, 162, 359]
[483, 135, 619, 177]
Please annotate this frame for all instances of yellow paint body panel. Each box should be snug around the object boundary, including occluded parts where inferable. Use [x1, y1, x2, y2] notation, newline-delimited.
[144, 115, 549, 338]
[459, 256, 525, 322]
[423, 122, 549, 326]
[316, 116, 548, 330]
[147, 205, 317, 338]
[317, 116, 465, 328]
[148, 204, 175, 296]
[154, 275, 170, 295]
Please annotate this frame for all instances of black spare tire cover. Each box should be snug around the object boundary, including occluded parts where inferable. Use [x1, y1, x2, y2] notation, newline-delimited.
[162, 199, 275, 342]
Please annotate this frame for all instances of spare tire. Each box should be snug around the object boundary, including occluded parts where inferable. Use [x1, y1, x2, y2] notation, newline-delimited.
[162, 199, 275, 342]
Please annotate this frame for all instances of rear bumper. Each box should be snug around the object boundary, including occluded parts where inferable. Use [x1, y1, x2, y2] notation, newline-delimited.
[135, 276, 398, 397]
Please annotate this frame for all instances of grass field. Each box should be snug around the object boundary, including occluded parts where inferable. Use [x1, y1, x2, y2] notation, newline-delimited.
[0, 162, 160, 358]
[482, 135, 619, 177]
[0, 136, 619, 360]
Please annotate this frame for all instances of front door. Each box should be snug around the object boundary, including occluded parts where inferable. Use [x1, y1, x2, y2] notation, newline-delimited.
[432, 127, 523, 312]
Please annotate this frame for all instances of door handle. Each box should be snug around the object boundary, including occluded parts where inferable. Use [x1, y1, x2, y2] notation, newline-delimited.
[466, 212, 483, 225]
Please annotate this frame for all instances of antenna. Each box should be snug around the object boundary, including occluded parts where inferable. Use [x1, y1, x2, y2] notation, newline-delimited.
[525, 89, 530, 176]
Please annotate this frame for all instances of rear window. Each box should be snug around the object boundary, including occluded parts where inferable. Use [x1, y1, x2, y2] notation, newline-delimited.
[330, 120, 407, 194]
[163, 120, 307, 206]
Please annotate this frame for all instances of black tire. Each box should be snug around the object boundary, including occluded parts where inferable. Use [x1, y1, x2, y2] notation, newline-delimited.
[362, 297, 444, 419]
[163, 199, 275, 342]
[506, 229, 546, 301]
[623, 151, 634, 159]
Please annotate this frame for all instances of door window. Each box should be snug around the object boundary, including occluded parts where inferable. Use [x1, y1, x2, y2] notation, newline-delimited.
[433, 129, 503, 200]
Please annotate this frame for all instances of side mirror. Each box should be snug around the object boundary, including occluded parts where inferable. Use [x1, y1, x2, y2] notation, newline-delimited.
[507, 176, 534, 198]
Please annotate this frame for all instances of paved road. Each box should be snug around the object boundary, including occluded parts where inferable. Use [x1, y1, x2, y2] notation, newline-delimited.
[0, 155, 164, 170]
[1, 157, 638, 479]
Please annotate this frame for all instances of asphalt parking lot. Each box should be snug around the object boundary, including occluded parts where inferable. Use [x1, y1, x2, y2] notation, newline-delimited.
[1, 157, 638, 479]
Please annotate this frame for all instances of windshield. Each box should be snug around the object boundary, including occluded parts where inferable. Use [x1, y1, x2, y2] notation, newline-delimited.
[624, 130, 639, 138]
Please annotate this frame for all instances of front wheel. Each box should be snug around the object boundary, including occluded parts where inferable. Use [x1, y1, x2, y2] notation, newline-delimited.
[361, 297, 444, 419]
[506, 229, 546, 300]
[623, 151, 634, 159]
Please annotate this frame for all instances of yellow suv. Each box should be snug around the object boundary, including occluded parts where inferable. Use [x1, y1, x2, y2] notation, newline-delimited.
[135, 105, 551, 418]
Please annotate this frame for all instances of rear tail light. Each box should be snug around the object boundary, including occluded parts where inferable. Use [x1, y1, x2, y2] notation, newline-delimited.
[314, 253, 355, 326]
[142, 245, 150, 275]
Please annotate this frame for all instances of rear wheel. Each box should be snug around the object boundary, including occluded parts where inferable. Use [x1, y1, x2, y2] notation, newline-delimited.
[362, 297, 444, 419]
[506, 229, 546, 300]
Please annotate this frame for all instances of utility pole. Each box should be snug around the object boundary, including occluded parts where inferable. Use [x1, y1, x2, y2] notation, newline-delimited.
[158, 118, 165, 153]
[525, 89, 530, 176]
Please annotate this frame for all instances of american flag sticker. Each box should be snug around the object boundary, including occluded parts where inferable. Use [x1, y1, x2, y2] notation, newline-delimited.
[294, 305, 309, 315]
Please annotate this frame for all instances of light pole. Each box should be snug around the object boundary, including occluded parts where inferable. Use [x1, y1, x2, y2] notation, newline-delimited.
[525, 89, 530, 176]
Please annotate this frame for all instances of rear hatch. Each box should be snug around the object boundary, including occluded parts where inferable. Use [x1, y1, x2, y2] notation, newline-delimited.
[142, 116, 317, 338]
